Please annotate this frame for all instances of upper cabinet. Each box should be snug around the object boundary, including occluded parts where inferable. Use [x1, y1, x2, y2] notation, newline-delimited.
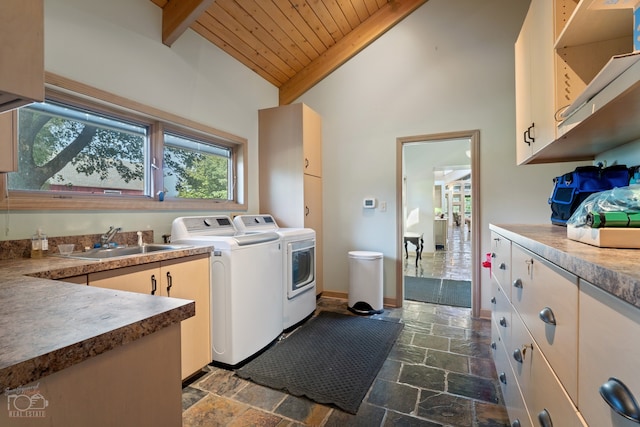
[0, 0, 44, 113]
[515, 0, 557, 164]
[517, 0, 640, 164]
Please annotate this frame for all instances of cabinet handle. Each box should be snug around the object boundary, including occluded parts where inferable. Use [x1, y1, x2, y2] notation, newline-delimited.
[512, 420, 521, 427]
[305, 205, 310, 216]
[166, 271, 173, 297]
[524, 123, 535, 146]
[499, 317, 507, 327]
[539, 306, 556, 325]
[513, 348, 523, 363]
[491, 297, 496, 304]
[599, 377, 640, 423]
[499, 262, 506, 270]
[304, 158, 309, 169]
[513, 278, 523, 289]
[537, 409, 552, 427]
[151, 274, 157, 295]
[499, 372, 507, 384]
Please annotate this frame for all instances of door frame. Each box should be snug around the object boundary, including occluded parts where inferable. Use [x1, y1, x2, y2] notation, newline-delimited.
[395, 129, 481, 318]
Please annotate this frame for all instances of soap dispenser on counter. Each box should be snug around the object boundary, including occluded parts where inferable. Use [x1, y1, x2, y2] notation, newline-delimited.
[31, 229, 48, 258]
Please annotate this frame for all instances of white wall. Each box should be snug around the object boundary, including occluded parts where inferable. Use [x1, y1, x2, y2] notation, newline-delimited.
[1, 0, 277, 241]
[296, 0, 586, 312]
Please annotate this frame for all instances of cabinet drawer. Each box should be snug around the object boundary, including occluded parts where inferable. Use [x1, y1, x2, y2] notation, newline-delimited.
[492, 320, 532, 427]
[511, 244, 578, 402]
[579, 280, 640, 427]
[491, 278, 512, 351]
[510, 312, 585, 427]
[491, 231, 511, 296]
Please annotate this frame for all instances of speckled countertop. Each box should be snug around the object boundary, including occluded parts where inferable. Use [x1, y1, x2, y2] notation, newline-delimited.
[491, 224, 640, 309]
[0, 245, 211, 392]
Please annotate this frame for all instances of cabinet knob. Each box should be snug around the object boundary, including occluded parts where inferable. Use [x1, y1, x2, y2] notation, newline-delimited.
[491, 341, 497, 350]
[511, 421, 521, 427]
[599, 377, 640, 423]
[513, 348, 523, 363]
[499, 317, 507, 327]
[513, 278, 523, 289]
[491, 297, 496, 304]
[539, 306, 556, 326]
[537, 409, 552, 427]
[491, 252, 497, 258]
[499, 372, 507, 384]
[499, 262, 506, 270]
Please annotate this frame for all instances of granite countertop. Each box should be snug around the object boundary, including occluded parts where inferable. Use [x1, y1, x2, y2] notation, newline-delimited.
[0, 245, 211, 392]
[490, 224, 640, 310]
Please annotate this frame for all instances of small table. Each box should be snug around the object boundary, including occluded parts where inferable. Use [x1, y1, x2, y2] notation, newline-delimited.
[403, 232, 423, 267]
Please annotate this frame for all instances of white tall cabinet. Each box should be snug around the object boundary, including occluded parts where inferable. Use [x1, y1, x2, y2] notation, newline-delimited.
[258, 103, 323, 294]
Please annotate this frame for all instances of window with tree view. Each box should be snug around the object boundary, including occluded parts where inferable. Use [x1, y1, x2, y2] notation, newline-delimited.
[10, 101, 148, 195]
[163, 131, 231, 200]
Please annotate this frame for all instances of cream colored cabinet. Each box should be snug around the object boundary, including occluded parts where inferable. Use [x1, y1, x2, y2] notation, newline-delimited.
[0, 111, 17, 172]
[89, 255, 211, 380]
[491, 230, 586, 426]
[159, 255, 210, 380]
[511, 244, 579, 403]
[58, 274, 88, 285]
[515, 0, 557, 164]
[89, 262, 161, 295]
[490, 231, 511, 295]
[579, 280, 640, 427]
[259, 103, 323, 293]
[0, 0, 44, 112]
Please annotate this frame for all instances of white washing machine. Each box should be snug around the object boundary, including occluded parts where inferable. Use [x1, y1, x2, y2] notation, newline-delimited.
[234, 214, 316, 330]
[171, 215, 283, 367]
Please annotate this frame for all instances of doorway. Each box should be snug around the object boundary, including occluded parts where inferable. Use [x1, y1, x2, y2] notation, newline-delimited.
[395, 130, 481, 318]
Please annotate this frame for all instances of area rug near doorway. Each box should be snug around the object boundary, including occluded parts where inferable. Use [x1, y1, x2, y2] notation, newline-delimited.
[235, 310, 403, 414]
[405, 276, 472, 308]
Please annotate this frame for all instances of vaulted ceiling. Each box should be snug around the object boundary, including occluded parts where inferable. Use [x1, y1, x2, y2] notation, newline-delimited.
[150, 0, 428, 105]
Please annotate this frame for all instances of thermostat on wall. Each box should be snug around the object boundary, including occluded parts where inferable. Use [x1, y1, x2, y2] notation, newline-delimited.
[363, 197, 377, 209]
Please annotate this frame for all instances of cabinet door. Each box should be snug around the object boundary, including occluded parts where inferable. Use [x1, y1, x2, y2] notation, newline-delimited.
[490, 231, 511, 296]
[579, 280, 640, 427]
[89, 263, 161, 295]
[59, 275, 88, 285]
[0, 111, 17, 172]
[515, 0, 556, 164]
[515, 1, 533, 164]
[302, 104, 322, 178]
[511, 244, 578, 403]
[160, 255, 211, 380]
[0, 0, 44, 112]
[304, 174, 323, 293]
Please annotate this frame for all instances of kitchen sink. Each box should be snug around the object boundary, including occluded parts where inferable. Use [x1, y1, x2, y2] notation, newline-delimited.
[58, 244, 193, 261]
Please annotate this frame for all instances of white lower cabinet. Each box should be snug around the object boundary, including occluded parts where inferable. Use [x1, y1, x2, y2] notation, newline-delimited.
[511, 244, 579, 403]
[579, 280, 640, 427]
[492, 318, 533, 427]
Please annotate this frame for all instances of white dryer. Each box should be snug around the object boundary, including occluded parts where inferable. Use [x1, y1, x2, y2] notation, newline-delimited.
[171, 215, 283, 367]
[234, 214, 316, 330]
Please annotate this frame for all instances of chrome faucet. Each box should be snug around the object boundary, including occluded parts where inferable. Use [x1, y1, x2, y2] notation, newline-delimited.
[101, 226, 122, 247]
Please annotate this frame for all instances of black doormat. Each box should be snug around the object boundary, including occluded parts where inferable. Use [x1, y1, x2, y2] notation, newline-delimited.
[405, 276, 471, 308]
[235, 310, 403, 414]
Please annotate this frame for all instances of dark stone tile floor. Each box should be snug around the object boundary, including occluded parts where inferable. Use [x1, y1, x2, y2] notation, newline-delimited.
[182, 224, 509, 426]
[182, 297, 509, 426]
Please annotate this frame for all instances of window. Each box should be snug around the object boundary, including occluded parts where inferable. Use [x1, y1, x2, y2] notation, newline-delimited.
[10, 100, 149, 196]
[0, 75, 247, 211]
[163, 131, 232, 200]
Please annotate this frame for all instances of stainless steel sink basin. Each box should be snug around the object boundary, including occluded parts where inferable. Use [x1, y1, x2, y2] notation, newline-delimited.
[58, 244, 193, 261]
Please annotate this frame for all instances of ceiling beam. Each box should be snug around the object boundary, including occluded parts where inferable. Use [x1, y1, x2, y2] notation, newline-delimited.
[162, 0, 215, 46]
[278, 0, 429, 105]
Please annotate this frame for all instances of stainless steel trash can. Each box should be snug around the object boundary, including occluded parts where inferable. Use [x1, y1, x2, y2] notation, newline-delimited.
[348, 251, 383, 315]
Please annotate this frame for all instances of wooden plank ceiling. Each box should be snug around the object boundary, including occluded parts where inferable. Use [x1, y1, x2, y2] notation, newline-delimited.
[150, 0, 428, 104]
